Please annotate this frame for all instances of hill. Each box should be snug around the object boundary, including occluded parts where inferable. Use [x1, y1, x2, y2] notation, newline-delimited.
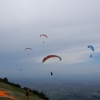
[0, 77, 49, 100]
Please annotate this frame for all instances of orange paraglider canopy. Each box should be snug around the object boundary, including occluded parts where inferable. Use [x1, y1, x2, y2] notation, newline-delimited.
[42, 55, 62, 63]
[40, 34, 47, 38]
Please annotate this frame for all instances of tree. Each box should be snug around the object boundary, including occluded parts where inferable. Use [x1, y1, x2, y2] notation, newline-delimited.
[3, 77, 8, 83]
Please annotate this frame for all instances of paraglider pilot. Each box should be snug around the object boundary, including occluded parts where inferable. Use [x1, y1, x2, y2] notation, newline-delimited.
[51, 72, 53, 75]
[25, 89, 30, 100]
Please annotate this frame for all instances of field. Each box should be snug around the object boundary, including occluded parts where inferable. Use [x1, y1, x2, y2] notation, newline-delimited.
[0, 82, 44, 100]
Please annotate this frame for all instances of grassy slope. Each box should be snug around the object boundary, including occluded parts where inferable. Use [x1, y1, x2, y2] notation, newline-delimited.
[0, 82, 44, 100]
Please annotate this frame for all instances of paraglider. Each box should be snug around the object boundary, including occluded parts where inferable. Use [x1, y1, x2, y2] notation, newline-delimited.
[50, 72, 53, 75]
[19, 69, 22, 71]
[18, 69, 22, 73]
[25, 48, 32, 55]
[87, 45, 94, 51]
[87, 45, 94, 57]
[42, 55, 62, 63]
[25, 48, 32, 50]
[40, 34, 47, 43]
[42, 55, 62, 75]
[40, 34, 47, 38]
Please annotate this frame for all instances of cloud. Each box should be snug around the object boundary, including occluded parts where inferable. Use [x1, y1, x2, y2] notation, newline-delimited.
[0, 0, 100, 77]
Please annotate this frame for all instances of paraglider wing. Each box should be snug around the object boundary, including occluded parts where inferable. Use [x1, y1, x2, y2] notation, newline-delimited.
[42, 55, 62, 63]
[19, 69, 22, 71]
[40, 34, 47, 38]
[18, 69, 22, 72]
[87, 45, 94, 51]
[25, 48, 32, 50]
[25, 48, 32, 55]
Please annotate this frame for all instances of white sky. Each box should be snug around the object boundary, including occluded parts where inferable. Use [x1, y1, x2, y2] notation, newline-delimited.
[0, 0, 100, 79]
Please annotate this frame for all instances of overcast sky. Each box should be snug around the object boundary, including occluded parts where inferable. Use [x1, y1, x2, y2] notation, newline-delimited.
[0, 0, 100, 79]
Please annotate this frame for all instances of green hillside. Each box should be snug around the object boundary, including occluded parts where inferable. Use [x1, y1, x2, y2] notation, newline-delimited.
[0, 81, 45, 100]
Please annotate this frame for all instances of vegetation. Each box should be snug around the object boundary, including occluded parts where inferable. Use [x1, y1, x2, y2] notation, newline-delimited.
[0, 77, 49, 100]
